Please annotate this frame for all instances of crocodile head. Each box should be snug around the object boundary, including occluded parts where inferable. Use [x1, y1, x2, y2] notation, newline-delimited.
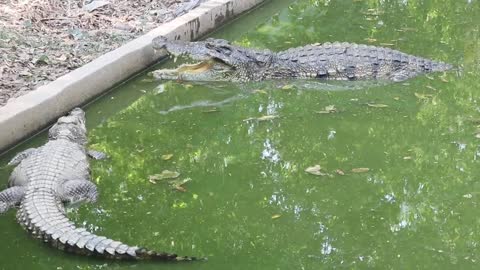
[151, 36, 273, 82]
[48, 108, 87, 145]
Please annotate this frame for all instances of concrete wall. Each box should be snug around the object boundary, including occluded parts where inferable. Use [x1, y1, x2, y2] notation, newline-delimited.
[0, 0, 265, 153]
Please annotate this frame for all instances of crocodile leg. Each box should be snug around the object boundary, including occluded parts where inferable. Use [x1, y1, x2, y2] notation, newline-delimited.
[0, 186, 26, 213]
[7, 148, 37, 166]
[58, 180, 98, 204]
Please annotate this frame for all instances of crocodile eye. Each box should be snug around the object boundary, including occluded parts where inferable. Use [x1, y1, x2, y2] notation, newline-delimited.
[217, 46, 232, 55]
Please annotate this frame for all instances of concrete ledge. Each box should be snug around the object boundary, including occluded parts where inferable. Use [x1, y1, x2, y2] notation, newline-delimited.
[0, 0, 265, 153]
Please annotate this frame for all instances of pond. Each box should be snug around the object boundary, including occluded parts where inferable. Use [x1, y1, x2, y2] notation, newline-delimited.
[1, 0, 480, 269]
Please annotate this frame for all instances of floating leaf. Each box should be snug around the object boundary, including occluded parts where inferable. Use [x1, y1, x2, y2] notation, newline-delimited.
[414, 93, 434, 100]
[243, 115, 279, 122]
[364, 38, 377, 43]
[305, 165, 327, 176]
[393, 97, 400, 101]
[174, 186, 187, 192]
[475, 133, 480, 139]
[351, 168, 370, 173]
[168, 178, 192, 192]
[335, 169, 345, 176]
[367, 103, 389, 108]
[281, 84, 294, 90]
[202, 108, 220, 113]
[403, 156, 413, 160]
[253, 89, 268, 94]
[271, 214, 282, 219]
[148, 170, 180, 183]
[426, 85, 438, 91]
[317, 105, 337, 114]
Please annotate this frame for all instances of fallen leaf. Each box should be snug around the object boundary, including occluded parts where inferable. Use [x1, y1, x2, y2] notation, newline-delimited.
[83, 0, 110, 12]
[351, 168, 370, 173]
[271, 214, 282, 219]
[367, 103, 389, 108]
[305, 165, 328, 176]
[34, 55, 49, 65]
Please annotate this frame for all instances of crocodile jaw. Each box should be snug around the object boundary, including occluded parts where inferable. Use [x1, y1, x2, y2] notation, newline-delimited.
[151, 59, 234, 81]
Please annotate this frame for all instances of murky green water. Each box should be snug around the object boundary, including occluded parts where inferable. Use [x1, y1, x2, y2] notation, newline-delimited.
[1, 0, 480, 269]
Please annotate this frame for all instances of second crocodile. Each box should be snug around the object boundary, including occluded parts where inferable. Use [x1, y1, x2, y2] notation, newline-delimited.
[0, 108, 200, 261]
[151, 36, 452, 82]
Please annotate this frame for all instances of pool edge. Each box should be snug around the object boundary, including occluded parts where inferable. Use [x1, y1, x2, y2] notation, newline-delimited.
[0, 0, 266, 154]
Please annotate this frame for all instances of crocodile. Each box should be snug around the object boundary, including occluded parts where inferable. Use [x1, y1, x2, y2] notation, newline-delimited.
[0, 108, 199, 261]
[151, 36, 452, 82]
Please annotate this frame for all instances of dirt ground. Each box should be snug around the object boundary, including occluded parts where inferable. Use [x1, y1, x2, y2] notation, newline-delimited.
[0, 0, 202, 107]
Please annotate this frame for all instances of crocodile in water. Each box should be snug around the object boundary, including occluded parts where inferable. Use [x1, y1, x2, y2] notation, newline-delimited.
[151, 36, 452, 82]
[0, 108, 200, 261]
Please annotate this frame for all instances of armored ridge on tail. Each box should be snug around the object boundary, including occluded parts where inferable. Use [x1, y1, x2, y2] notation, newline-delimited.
[151, 36, 453, 82]
[0, 108, 200, 261]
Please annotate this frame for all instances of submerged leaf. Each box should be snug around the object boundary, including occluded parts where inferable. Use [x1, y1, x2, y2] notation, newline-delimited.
[367, 103, 389, 108]
[317, 105, 337, 114]
[351, 168, 370, 173]
[161, 154, 174, 160]
[305, 165, 327, 176]
[243, 115, 279, 122]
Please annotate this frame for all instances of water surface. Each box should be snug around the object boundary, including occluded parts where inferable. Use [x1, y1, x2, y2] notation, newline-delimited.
[1, 0, 480, 269]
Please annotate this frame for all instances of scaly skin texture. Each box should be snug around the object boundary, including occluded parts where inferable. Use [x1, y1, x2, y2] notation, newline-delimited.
[0, 108, 199, 261]
[151, 36, 453, 82]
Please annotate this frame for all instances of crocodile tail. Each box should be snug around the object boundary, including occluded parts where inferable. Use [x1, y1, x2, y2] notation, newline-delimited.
[16, 194, 201, 261]
[431, 60, 453, 72]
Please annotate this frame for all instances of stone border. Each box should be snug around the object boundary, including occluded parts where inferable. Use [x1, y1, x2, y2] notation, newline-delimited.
[0, 0, 265, 153]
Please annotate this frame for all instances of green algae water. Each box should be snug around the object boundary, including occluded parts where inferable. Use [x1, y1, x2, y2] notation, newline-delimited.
[1, 0, 480, 269]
